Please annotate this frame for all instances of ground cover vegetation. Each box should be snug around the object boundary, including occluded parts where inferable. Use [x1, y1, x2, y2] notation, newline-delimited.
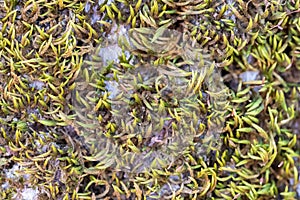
[0, 0, 299, 199]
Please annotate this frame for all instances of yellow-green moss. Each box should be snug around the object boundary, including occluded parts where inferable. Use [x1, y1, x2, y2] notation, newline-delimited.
[0, 0, 299, 199]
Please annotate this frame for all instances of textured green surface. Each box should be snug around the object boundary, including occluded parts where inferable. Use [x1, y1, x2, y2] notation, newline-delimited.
[0, 0, 299, 199]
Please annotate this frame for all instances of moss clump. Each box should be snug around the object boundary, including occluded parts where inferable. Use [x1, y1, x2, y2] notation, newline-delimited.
[74, 26, 229, 175]
[0, 0, 299, 199]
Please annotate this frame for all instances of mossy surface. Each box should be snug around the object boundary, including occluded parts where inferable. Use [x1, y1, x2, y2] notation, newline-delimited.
[0, 0, 299, 199]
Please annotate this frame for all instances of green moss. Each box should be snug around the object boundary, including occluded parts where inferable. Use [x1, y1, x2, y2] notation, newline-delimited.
[0, 0, 299, 199]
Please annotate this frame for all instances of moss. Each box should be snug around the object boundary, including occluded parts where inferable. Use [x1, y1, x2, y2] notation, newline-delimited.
[0, 0, 299, 199]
